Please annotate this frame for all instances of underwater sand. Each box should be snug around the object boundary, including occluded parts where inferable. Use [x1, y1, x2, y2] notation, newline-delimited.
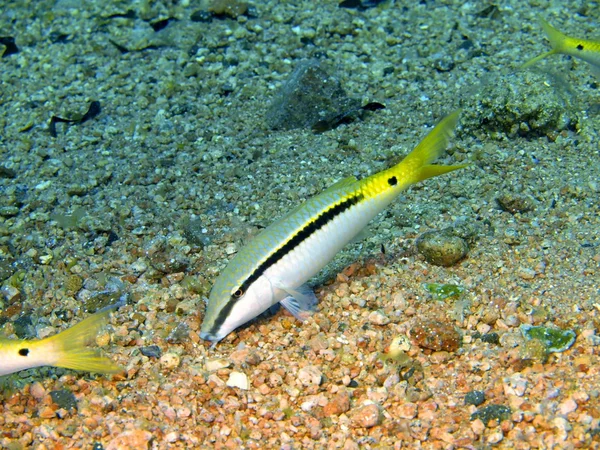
[1, 0, 599, 448]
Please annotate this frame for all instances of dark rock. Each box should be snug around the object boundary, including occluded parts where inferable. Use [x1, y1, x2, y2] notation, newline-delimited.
[140, 345, 162, 358]
[464, 390, 485, 406]
[266, 60, 360, 130]
[480, 332, 500, 345]
[50, 389, 78, 410]
[470, 404, 511, 423]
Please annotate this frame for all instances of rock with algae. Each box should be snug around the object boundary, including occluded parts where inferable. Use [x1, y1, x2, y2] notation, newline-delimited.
[520, 324, 576, 353]
[424, 283, 465, 301]
[462, 71, 576, 138]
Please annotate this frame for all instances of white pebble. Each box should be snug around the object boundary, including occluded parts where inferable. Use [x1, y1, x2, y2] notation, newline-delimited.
[298, 365, 322, 386]
[487, 431, 503, 444]
[226, 371, 249, 390]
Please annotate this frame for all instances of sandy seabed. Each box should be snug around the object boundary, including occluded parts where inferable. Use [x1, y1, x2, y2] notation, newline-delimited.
[1, 0, 599, 448]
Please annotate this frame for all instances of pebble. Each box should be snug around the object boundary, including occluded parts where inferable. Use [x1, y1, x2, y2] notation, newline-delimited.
[50, 389, 77, 410]
[411, 319, 461, 352]
[416, 230, 468, 267]
[38, 406, 56, 419]
[323, 390, 351, 416]
[205, 358, 231, 372]
[397, 402, 418, 419]
[165, 431, 179, 443]
[106, 430, 153, 450]
[298, 365, 323, 386]
[517, 267, 536, 280]
[464, 390, 485, 407]
[558, 398, 578, 416]
[504, 374, 528, 397]
[30, 382, 46, 400]
[226, 371, 249, 390]
[140, 345, 162, 358]
[1, 285, 20, 302]
[159, 352, 181, 369]
[230, 347, 261, 366]
[350, 403, 383, 428]
[367, 310, 389, 326]
[487, 430, 504, 444]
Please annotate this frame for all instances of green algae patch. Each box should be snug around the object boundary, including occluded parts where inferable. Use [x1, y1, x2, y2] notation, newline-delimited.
[424, 283, 465, 301]
[520, 324, 576, 353]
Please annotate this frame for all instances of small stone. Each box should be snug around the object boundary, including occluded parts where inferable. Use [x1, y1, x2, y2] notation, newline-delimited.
[38, 406, 56, 419]
[497, 194, 533, 213]
[159, 352, 180, 369]
[470, 405, 511, 424]
[208, 0, 248, 19]
[1, 285, 21, 302]
[471, 418, 485, 435]
[480, 332, 500, 345]
[140, 345, 162, 358]
[397, 402, 418, 419]
[106, 430, 153, 450]
[517, 267, 536, 280]
[307, 334, 329, 352]
[367, 310, 389, 326]
[50, 389, 77, 410]
[558, 398, 578, 416]
[165, 431, 179, 443]
[464, 390, 485, 406]
[226, 371, 249, 390]
[298, 365, 322, 386]
[324, 390, 351, 416]
[230, 347, 261, 366]
[350, 403, 383, 428]
[205, 358, 231, 372]
[416, 230, 468, 267]
[30, 382, 46, 400]
[410, 319, 461, 352]
[487, 430, 504, 444]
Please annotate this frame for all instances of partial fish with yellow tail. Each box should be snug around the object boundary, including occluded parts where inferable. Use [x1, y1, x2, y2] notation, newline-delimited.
[0, 306, 121, 376]
[200, 111, 467, 343]
[522, 18, 600, 70]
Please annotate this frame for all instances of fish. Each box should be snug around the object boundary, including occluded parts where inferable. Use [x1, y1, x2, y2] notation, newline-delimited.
[0, 307, 122, 376]
[522, 18, 600, 69]
[200, 111, 466, 343]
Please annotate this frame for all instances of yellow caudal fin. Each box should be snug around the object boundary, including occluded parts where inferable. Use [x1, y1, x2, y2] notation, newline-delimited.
[522, 19, 566, 69]
[417, 162, 469, 182]
[400, 110, 466, 184]
[34, 307, 122, 374]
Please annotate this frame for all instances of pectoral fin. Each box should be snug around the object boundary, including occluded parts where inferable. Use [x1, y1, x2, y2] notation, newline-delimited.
[278, 284, 318, 321]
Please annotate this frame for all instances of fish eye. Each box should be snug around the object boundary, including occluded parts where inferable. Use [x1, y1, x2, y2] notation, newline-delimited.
[233, 288, 244, 298]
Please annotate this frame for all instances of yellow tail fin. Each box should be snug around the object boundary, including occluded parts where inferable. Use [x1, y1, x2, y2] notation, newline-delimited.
[521, 19, 566, 68]
[400, 110, 467, 185]
[35, 307, 122, 374]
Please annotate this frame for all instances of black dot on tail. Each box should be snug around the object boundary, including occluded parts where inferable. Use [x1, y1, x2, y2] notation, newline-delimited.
[18, 348, 29, 356]
[577, 44, 584, 50]
[388, 176, 397, 186]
